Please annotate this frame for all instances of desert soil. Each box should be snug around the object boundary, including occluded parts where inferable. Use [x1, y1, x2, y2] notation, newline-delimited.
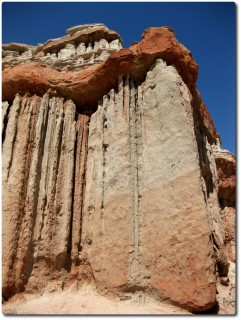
[2, 284, 190, 315]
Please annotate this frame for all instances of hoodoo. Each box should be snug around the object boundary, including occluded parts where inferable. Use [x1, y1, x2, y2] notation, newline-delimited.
[2, 24, 235, 314]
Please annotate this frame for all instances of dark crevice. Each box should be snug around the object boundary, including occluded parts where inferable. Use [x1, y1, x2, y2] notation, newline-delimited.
[67, 113, 78, 261]
[2, 101, 11, 145]
[54, 114, 64, 196]
[194, 301, 219, 314]
[211, 232, 220, 250]
[191, 100, 229, 280]
[2, 295, 9, 303]
[191, 97, 215, 199]
[128, 79, 142, 286]
[6, 104, 20, 182]
[55, 252, 71, 272]
[79, 118, 89, 252]
[211, 233, 229, 277]
[121, 284, 144, 294]
[190, 94, 225, 306]
[41, 103, 65, 265]
[78, 104, 97, 117]
[101, 111, 108, 218]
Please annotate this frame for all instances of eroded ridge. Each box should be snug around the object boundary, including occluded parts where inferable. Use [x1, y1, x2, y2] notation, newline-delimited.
[2, 24, 122, 71]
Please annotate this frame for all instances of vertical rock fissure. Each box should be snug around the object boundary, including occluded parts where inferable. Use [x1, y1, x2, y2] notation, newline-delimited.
[52, 100, 76, 270]
[123, 75, 130, 122]
[77, 117, 89, 255]
[69, 115, 79, 263]
[2, 95, 21, 183]
[2, 101, 10, 145]
[72, 114, 90, 265]
[128, 79, 142, 288]
[69, 113, 86, 264]
[136, 82, 143, 287]
[64, 110, 80, 271]
[101, 97, 108, 239]
[192, 109, 229, 280]
[50, 103, 64, 242]
[203, 137, 229, 278]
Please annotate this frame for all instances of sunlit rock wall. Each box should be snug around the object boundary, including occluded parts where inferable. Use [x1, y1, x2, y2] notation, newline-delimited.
[2, 24, 235, 314]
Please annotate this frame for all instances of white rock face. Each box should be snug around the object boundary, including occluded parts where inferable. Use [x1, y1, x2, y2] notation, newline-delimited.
[66, 23, 108, 36]
[21, 50, 32, 59]
[109, 39, 122, 50]
[58, 43, 76, 59]
[2, 51, 19, 58]
[94, 39, 109, 51]
[95, 50, 110, 62]
[2, 34, 122, 71]
[76, 43, 86, 54]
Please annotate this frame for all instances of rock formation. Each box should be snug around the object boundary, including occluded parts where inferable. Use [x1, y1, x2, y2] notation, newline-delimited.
[2, 24, 236, 314]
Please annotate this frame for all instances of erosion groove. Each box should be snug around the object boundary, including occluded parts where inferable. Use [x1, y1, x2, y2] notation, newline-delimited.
[2, 24, 235, 315]
[128, 79, 142, 288]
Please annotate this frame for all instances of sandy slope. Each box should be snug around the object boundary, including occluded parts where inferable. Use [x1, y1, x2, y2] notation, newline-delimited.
[2, 284, 190, 315]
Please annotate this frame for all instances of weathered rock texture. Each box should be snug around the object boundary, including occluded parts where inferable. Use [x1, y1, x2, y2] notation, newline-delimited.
[2, 24, 235, 314]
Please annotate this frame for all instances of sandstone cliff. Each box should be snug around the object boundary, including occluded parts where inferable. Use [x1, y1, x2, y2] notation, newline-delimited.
[2, 24, 236, 314]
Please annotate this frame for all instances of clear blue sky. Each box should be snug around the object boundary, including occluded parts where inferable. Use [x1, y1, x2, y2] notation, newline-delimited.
[2, 2, 236, 154]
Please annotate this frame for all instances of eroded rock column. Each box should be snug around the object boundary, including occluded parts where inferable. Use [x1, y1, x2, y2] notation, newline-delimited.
[139, 60, 216, 311]
[2, 95, 42, 296]
[82, 78, 133, 289]
[2, 94, 89, 297]
[82, 59, 217, 311]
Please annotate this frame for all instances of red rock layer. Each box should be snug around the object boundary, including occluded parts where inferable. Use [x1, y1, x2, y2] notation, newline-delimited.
[214, 150, 236, 263]
[215, 151, 236, 207]
[2, 27, 216, 142]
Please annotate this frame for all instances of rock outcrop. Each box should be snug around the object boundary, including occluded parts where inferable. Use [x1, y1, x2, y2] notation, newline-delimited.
[2, 24, 235, 314]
